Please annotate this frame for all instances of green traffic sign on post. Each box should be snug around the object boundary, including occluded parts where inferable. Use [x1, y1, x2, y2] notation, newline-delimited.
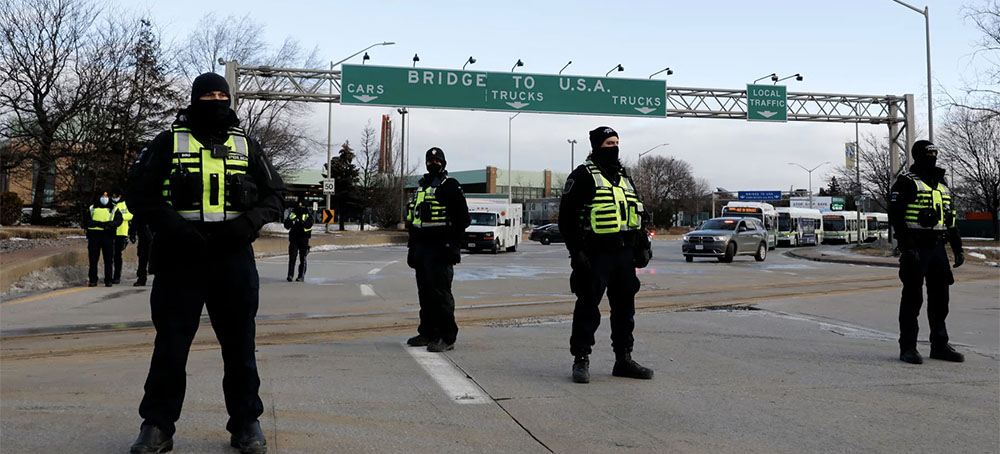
[341, 64, 666, 117]
[746, 84, 787, 122]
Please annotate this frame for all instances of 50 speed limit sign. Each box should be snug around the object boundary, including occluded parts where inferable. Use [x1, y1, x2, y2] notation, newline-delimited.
[322, 178, 335, 194]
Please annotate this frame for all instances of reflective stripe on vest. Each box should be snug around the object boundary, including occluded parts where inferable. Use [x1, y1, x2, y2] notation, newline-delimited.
[88, 205, 113, 231]
[115, 201, 132, 236]
[162, 126, 250, 222]
[903, 173, 953, 230]
[407, 179, 449, 228]
[582, 162, 642, 233]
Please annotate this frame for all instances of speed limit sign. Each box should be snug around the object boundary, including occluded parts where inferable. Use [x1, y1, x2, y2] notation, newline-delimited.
[322, 178, 335, 194]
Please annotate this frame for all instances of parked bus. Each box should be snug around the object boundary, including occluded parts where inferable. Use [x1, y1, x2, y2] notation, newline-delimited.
[776, 207, 823, 246]
[722, 202, 777, 249]
[821, 211, 867, 244]
[865, 212, 889, 242]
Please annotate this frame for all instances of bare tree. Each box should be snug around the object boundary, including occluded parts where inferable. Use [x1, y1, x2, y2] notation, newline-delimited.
[0, 0, 107, 223]
[632, 155, 698, 227]
[937, 107, 1000, 239]
[946, 1, 999, 120]
[828, 133, 907, 213]
[174, 14, 318, 177]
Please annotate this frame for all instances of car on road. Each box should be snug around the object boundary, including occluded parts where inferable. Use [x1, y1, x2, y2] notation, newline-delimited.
[682, 217, 768, 263]
[529, 224, 563, 245]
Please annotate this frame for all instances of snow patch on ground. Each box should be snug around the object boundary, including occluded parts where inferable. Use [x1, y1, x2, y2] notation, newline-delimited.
[968, 252, 987, 259]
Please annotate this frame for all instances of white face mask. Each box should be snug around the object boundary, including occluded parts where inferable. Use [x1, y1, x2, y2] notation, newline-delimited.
[112, 197, 120, 203]
[100, 197, 109, 205]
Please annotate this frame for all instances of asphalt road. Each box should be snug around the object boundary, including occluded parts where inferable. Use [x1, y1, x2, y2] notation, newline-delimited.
[1, 239, 998, 453]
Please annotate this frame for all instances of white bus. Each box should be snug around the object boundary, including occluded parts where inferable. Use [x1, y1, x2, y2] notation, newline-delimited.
[722, 202, 778, 249]
[821, 211, 867, 244]
[776, 207, 823, 246]
[865, 212, 889, 242]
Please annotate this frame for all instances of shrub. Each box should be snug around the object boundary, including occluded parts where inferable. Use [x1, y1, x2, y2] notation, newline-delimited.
[1, 192, 23, 226]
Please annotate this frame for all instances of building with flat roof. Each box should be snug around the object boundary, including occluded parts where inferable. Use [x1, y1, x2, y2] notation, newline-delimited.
[406, 166, 568, 204]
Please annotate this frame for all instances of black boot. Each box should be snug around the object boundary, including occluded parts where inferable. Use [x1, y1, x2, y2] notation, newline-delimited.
[297, 260, 307, 282]
[133, 278, 146, 287]
[427, 339, 454, 352]
[286, 275, 293, 282]
[230, 420, 267, 454]
[295, 275, 304, 282]
[612, 351, 654, 379]
[900, 348, 923, 364]
[406, 334, 431, 347]
[572, 356, 590, 383]
[929, 344, 964, 362]
[129, 424, 173, 454]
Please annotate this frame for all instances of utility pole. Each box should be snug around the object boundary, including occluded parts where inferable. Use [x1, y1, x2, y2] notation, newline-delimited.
[398, 108, 407, 227]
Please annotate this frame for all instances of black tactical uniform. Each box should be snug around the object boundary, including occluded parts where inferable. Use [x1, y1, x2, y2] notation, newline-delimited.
[131, 214, 153, 286]
[84, 193, 123, 287]
[126, 73, 284, 454]
[283, 204, 313, 282]
[405, 147, 470, 353]
[889, 140, 965, 365]
[559, 127, 653, 384]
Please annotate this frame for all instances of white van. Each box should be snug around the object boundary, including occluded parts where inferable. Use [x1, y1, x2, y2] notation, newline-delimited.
[464, 199, 523, 254]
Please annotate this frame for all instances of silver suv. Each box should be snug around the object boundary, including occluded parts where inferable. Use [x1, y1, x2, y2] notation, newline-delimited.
[682, 217, 768, 263]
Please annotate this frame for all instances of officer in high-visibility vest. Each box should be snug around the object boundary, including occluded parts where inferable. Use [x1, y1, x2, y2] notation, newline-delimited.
[404, 147, 470, 353]
[558, 126, 654, 384]
[889, 140, 965, 365]
[283, 202, 313, 282]
[110, 188, 133, 284]
[125, 72, 284, 454]
[85, 191, 123, 287]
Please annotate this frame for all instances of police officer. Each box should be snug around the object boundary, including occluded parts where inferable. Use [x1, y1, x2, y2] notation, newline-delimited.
[283, 202, 313, 282]
[111, 188, 133, 284]
[126, 72, 284, 454]
[405, 147, 470, 352]
[889, 139, 965, 365]
[559, 126, 654, 384]
[85, 191, 123, 287]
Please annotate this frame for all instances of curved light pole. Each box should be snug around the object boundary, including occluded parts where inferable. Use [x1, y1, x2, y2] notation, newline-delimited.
[890, 0, 934, 140]
[412, 53, 420, 67]
[775, 73, 803, 84]
[605, 64, 624, 77]
[558, 61, 572, 75]
[788, 161, 830, 209]
[511, 59, 524, 72]
[753, 73, 777, 84]
[508, 112, 521, 203]
[649, 67, 673, 79]
[638, 143, 669, 163]
[463, 56, 476, 70]
[567, 139, 577, 170]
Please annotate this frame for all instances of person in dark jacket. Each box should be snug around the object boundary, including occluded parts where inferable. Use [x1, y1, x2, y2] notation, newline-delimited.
[559, 126, 653, 384]
[283, 203, 313, 282]
[404, 147, 471, 353]
[125, 72, 285, 454]
[889, 139, 965, 365]
[84, 191, 123, 287]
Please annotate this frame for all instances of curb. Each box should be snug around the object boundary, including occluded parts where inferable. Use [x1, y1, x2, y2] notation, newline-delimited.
[784, 249, 900, 268]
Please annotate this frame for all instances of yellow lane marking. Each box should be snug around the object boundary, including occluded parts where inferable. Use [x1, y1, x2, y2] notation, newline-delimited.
[1, 287, 89, 307]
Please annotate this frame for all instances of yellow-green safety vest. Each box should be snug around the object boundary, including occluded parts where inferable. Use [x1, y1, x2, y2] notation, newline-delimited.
[162, 125, 251, 222]
[903, 173, 954, 231]
[288, 212, 312, 232]
[407, 179, 449, 228]
[115, 201, 132, 236]
[88, 205, 114, 231]
[582, 162, 643, 234]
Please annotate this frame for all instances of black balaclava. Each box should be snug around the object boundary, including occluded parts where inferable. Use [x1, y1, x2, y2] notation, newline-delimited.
[425, 147, 447, 177]
[188, 72, 232, 131]
[588, 126, 620, 172]
[911, 139, 940, 184]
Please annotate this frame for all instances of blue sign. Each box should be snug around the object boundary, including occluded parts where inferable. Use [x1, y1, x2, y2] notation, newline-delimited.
[738, 191, 782, 201]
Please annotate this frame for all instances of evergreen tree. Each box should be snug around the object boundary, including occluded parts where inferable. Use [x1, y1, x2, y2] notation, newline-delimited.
[330, 141, 359, 230]
[826, 177, 843, 196]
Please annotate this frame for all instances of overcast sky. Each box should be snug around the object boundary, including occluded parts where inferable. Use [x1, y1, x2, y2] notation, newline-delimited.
[125, 0, 989, 194]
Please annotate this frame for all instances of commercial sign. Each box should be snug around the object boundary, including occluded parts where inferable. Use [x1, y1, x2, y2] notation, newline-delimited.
[790, 196, 846, 211]
[341, 64, 667, 117]
[738, 190, 782, 201]
[746, 84, 787, 122]
[845, 142, 857, 168]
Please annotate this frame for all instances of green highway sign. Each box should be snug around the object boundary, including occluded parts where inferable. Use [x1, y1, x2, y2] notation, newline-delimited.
[341, 64, 666, 117]
[746, 84, 787, 122]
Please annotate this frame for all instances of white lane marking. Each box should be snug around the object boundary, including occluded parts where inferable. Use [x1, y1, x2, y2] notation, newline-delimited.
[368, 260, 399, 275]
[359, 284, 376, 296]
[405, 345, 490, 404]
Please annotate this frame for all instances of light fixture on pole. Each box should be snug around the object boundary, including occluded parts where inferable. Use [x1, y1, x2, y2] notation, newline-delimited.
[648, 67, 673, 79]
[788, 161, 830, 209]
[753, 73, 778, 84]
[638, 143, 669, 162]
[412, 53, 419, 67]
[890, 0, 934, 140]
[463, 56, 476, 70]
[774, 73, 803, 84]
[328, 41, 395, 231]
[567, 139, 577, 170]
[605, 64, 624, 77]
[362, 52, 370, 64]
[508, 112, 521, 203]
[511, 59, 524, 72]
[559, 61, 572, 74]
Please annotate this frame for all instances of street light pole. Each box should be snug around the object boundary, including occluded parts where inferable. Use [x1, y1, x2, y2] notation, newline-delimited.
[508, 112, 520, 203]
[788, 161, 830, 209]
[890, 0, 934, 140]
[397, 108, 408, 227]
[638, 143, 669, 163]
[567, 139, 577, 171]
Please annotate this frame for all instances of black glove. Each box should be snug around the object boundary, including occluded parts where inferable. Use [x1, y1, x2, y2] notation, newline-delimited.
[570, 250, 591, 273]
[128, 231, 137, 244]
[215, 216, 258, 249]
[444, 243, 461, 265]
[407, 247, 417, 269]
[634, 231, 652, 268]
[953, 251, 964, 268]
[171, 219, 206, 249]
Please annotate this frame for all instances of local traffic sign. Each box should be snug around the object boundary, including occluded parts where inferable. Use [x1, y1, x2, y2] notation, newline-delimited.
[322, 178, 335, 194]
[341, 64, 667, 117]
[738, 190, 782, 201]
[746, 84, 787, 122]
